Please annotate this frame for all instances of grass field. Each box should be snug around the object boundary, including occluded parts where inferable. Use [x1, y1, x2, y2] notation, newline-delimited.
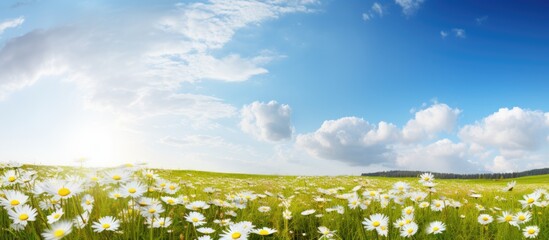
[1, 163, 548, 239]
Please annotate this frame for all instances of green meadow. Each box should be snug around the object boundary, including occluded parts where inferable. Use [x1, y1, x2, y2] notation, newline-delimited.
[1, 164, 548, 239]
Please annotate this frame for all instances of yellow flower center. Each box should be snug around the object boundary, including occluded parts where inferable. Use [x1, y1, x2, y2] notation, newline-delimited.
[433, 226, 439, 231]
[519, 215, 526, 221]
[192, 217, 198, 222]
[148, 208, 156, 213]
[373, 221, 380, 227]
[58, 187, 71, 197]
[435, 203, 441, 207]
[167, 199, 175, 204]
[54, 214, 61, 219]
[112, 175, 121, 180]
[528, 229, 535, 234]
[128, 188, 137, 194]
[102, 223, 110, 229]
[114, 193, 121, 198]
[504, 215, 512, 222]
[8, 176, 16, 182]
[527, 198, 535, 204]
[259, 229, 269, 235]
[407, 228, 413, 234]
[146, 173, 153, 178]
[398, 186, 404, 191]
[483, 217, 488, 221]
[54, 229, 65, 237]
[231, 232, 242, 239]
[86, 200, 91, 205]
[370, 191, 376, 196]
[10, 199, 20, 206]
[169, 185, 176, 190]
[406, 209, 412, 215]
[19, 214, 29, 220]
[91, 176, 98, 181]
[159, 221, 165, 226]
[160, 183, 166, 187]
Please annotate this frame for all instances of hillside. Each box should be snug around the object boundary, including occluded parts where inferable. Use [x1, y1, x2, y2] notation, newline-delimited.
[362, 168, 549, 179]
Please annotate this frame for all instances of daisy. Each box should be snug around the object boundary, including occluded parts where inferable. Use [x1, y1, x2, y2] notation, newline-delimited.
[47, 208, 64, 224]
[502, 181, 516, 192]
[73, 211, 90, 229]
[515, 211, 532, 224]
[80, 194, 94, 212]
[45, 180, 83, 200]
[8, 204, 37, 226]
[301, 209, 316, 215]
[523, 225, 539, 238]
[478, 214, 493, 225]
[363, 213, 389, 231]
[347, 195, 361, 209]
[431, 200, 445, 212]
[220, 224, 249, 240]
[402, 206, 415, 216]
[186, 201, 210, 211]
[142, 169, 158, 180]
[400, 222, 418, 238]
[197, 227, 216, 234]
[426, 221, 446, 234]
[318, 226, 336, 239]
[0, 190, 28, 209]
[252, 227, 277, 236]
[185, 211, 206, 226]
[2, 170, 20, 186]
[394, 215, 414, 229]
[519, 192, 542, 209]
[104, 169, 131, 184]
[419, 172, 435, 184]
[140, 203, 164, 218]
[497, 211, 517, 226]
[161, 196, 182, 206]
[92, 216, 120, 232]
[121, 181, 147, 198]
[42, 221, 73, 240]
[148, 217, 173, 228]
[419, 201, 430, 208]
[198, 236, 212, 240]
[393, 182, 410, 192]
[164, 182, 179, 194]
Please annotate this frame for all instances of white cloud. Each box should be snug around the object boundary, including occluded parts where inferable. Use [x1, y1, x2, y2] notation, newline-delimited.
[362, 13, 371, 21]
[0, 16, 24, 35]
[459, 107, 549, 152]
[296, 117, 399, 166]
[240, 101, 293, 142]
[0, 0, 316, 124]
[485, 155, 515, 173]
[395, 139, 477, 173]
[362, 2, 383, 21]
[440, 30, 448, 38]
[452, 28, 466, 38]
[402, 103, 461, 142]
[395, 0, 425, 16]
[372, 2, 383, 16]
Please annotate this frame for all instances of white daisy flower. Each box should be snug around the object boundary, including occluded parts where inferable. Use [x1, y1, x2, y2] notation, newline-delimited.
[185, 211, 206, 226]
[0, 190, 28, 209]
[301, 209, 316, 215]
[42, 220, 73, 240]
[92, 216, 120, 232]
[47, 208, 64, 224]
[8, 204, 37, 226]
[523, 225, 539, 238]
[400, 222, 418, 238]
[478, 214, 493, 225]
[426, 221, 446, 234]
[252, 227, 277, 236]
[121, 181, 147, 198]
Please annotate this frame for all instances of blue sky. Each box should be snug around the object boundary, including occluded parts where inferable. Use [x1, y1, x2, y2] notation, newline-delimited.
[1, 0, 548, 175]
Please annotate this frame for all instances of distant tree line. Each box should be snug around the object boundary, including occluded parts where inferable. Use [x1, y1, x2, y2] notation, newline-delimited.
[361, 168, 549, 179]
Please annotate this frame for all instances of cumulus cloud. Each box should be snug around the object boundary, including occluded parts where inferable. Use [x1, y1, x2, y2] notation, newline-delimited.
[296, 117, 399, 166]
[459, 107, 549, 152]
[395, 0, 425, 16]
[402, 103, 461, 142]
[395, 139, 477, 173]
[240, 101, 293, 142]
[0, 16, 24, 35]
[485, 155, 515, 173]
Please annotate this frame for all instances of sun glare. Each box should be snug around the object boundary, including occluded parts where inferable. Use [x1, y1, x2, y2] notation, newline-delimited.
[64, 123, 123, 168]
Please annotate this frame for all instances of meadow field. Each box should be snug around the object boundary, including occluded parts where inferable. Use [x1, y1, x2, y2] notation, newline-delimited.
[1, 162, 548, 239]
